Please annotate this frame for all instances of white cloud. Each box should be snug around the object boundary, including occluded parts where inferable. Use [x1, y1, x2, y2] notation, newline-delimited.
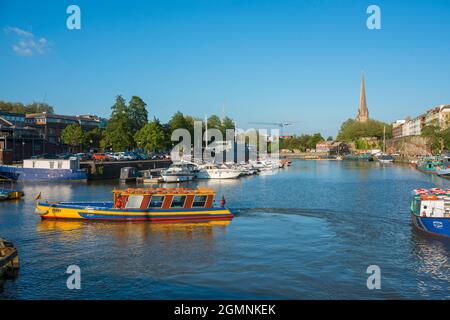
[4, 26, 49, 56]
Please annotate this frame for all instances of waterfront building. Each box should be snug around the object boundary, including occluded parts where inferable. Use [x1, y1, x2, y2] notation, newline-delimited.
[409, 115, 426, 136]
[26, 112, 106, 144]
[329, 142, 350, 155]
[0, 110, 26, 126]
[316, 142, 332, 153]
[392, 120, 406, 138]
[356, 72, 369, 123]
[438, 105, 450, 129]
[425, 106, 440, 127]
[402, 118, 413, 137]
[423, 104, 450, 129]
[0, 111, 49, 163]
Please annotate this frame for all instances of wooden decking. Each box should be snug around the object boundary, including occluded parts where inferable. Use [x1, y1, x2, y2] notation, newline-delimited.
[0, 238, 19, 278]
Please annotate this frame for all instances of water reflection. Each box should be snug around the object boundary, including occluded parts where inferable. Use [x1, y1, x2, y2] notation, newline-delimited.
[36, 219, 230, 242]
[4, 160, 450, 299]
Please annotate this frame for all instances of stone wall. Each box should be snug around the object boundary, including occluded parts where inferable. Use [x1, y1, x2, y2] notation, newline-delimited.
[385, 136, 430, 156]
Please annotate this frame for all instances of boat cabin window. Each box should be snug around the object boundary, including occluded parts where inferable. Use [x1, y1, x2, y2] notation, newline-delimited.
[148, 196, 164, 208]
[125, 195, 144, 209]
[192, 195, 207, 207]
[171, 196, 186, 208]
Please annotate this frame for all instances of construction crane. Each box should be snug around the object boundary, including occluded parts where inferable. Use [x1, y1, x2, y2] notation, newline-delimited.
[248, 122, 294, 137]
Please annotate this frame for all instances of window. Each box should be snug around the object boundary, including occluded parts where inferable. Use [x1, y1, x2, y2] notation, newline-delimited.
[57, 161, 63, 169]
[192, 195, 207, 208]
[148, 196, 164, 208]
[49, 161, 54, 169]
[125, 195, 144, 209]
[171, 196, 186, 208]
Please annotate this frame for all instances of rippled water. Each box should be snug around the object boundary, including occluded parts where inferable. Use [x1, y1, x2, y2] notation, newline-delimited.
[1, 160, 450, 299]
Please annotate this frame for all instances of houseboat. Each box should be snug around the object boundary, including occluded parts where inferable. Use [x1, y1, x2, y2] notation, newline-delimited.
[0, 158, 87, 181]
[411, 188, 450, 237]
[35, 187, 233, 222]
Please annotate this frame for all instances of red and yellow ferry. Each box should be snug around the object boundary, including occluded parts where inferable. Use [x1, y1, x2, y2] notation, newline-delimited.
[35, 187, 233, 222]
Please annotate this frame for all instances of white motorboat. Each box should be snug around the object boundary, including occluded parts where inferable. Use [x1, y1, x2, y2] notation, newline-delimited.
[161, 163, 195, 182]
[377, 154, 395, 163]
[196, 164, 241, 179]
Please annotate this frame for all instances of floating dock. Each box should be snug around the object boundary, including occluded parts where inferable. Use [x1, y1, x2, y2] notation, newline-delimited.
[0, 238, 19, 278]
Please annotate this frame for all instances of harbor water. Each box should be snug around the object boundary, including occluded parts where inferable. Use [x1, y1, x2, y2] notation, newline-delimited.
[1, 160, 450, 299]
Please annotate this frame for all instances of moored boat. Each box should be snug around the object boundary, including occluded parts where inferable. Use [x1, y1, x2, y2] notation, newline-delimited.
[377, 154, 395, 163]
[411, 188, 450, 237]
[160, 163, 195, 182]
[35, 187, 233, 222]
[196, 164, 240, 179]
[0, 158, 87, 181]
[415, 157, 442, 174]
[0, 189, 24, 201]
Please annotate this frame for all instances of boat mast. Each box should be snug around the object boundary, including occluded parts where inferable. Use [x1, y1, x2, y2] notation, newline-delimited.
[383, 125, 386, 154]
[205, 114, 208, 147]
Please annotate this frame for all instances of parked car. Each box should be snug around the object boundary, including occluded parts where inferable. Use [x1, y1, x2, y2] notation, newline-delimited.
[93, 153, 108, 161]
[123, 152, 137, 160]
[74, 153, 92, 161]
[108, 152, 122, 161]
[105, 152, 117, 161]
[56, 153, 72, 159]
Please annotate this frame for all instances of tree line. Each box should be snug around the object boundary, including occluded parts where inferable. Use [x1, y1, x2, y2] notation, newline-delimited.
[0, 101, 54, 114]
[62, 95, 236, 153]
[421, 124, 450, 154]
[280, 133, 327, 152]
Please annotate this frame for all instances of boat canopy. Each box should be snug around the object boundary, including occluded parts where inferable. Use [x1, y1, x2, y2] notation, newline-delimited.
[112, 187, 215, 197]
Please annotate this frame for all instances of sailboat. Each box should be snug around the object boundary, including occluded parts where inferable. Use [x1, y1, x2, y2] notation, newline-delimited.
[377, 126, 395, 163]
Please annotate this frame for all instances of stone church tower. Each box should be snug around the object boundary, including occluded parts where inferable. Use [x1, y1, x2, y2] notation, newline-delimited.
[356, 72, 369, 122]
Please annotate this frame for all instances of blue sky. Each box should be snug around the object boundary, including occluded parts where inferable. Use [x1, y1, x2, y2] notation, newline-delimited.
[1, 0, 450, 137]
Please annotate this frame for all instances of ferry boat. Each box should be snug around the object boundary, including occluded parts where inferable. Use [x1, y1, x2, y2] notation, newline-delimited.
[0, 158, 87, 181]
[35, 187, 233, 222]
[411, 188, 450, 237]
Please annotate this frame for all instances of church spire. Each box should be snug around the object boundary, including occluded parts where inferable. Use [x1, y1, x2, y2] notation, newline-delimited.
[356, 71, 369, 122]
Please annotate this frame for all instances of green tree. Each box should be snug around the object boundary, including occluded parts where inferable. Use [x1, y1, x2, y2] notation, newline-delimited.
[421, 125, 443, 154]
[337, 119, 392, 141]
[327, 136, 333, 141]
[0, 101, 54, 114]
[169, 111, 188, 131]
[442, 127, 450, 151]
[127, 96, 148, 135]
[221, 116, 235, 136]
[307, 133, 324, 149]
[103, 95, 134, 151]
[134, 118, 169, 152]
[207, 115, 222, 130]
[84, 128, 104, 151]
[61, 124, 85, 152]
[25, 102, 54, 113]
